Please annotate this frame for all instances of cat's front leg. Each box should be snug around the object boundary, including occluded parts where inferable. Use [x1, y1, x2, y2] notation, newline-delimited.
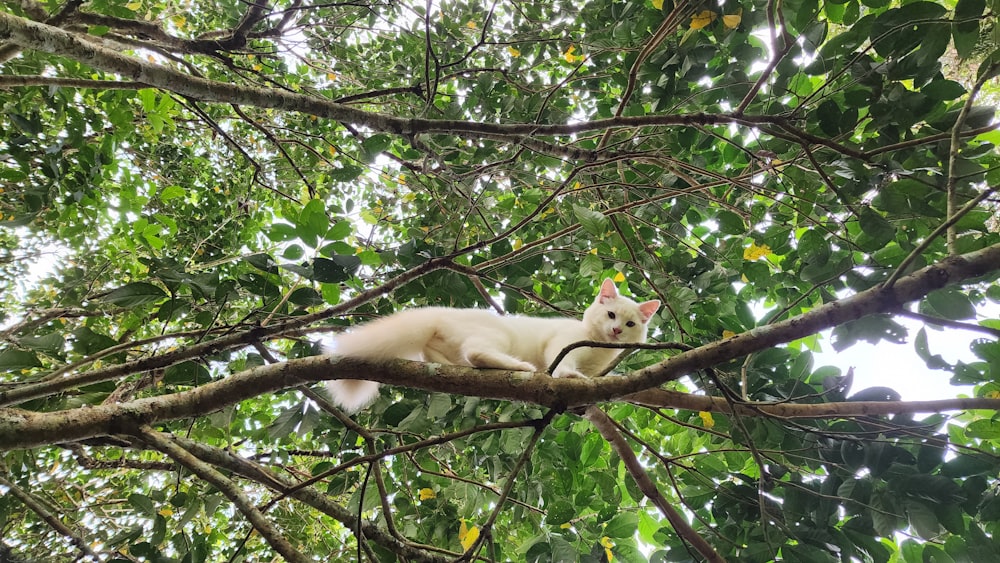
[551, 366, 587, 379]
[550, 350, 587, 378]
[547, 341, 588, 378]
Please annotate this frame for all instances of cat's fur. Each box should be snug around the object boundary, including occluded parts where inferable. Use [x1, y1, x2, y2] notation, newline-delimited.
[325, 278, 661, 412]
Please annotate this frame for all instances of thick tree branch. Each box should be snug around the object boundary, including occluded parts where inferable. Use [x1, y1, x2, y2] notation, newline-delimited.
[0, 256, 456, 406]
[1, 243, 1000, 450]
[0, 11, 841, 152]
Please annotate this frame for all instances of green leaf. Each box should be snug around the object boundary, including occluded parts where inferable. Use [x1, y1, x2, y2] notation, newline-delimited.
[245, 253, 279, 274]
[128, 493, 156, 515]
[99, 282, 167, 307]
[580, 431, 604, 468]
[925, 288, 976, 320]
[159, 185, 186, 201]
[716, 210, 745, 234]
[580, 253, 602, 277]
[0, 349, 43, 371]
[296, 199, 330, 242]
[574, 205, 607, 236]
[163, 361, 211, 385]
[965, 419, 1000, 440]
[311, 258, 350, 283]
[329, 164, 364, 182]
[17, 333, 65, 355]
[604, 512, 638, 538]
[328, 220, 352, 240]
[905, 500, 941, 540]
[361, 134, 393, 161]
[289, 287, 324, 307]
[921, 79, 966, 101]
[268, 222, 299, 242]
[321, 283, 341, 304]
[857, 208, 895, 251]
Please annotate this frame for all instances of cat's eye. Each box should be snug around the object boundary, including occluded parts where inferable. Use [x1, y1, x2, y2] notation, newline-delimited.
[607, 311, 616, 319]
[626, 321, 635, 327]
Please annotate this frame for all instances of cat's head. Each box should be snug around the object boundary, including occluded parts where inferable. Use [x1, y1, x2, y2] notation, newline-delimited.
[583, 278, 661, 343]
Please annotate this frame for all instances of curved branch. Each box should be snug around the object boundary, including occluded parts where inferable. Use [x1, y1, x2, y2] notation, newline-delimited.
[172, 435, 452, 562]
[137, 427, 311, 563]
[584, 406, 724, 563]
[0, 469, 100, 560]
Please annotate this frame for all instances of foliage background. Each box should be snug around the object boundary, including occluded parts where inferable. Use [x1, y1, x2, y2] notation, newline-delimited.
[1, 0, 999, 561]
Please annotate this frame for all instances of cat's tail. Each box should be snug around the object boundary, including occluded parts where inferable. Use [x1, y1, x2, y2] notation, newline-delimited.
[324, 308, 442, 413]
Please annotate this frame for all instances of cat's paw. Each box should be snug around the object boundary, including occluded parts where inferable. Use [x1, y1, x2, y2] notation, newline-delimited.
[552, 368, 586, 379]
[509, 360, 537, 372]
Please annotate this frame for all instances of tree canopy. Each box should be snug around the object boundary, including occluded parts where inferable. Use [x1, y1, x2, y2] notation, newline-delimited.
[1, 0, 999, 560]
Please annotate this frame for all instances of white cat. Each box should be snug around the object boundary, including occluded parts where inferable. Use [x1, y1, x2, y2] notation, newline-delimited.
[325, 278, 661, 412]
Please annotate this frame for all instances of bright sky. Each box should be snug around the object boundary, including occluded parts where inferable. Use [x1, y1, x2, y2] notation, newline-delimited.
[814, 311, 993, 401]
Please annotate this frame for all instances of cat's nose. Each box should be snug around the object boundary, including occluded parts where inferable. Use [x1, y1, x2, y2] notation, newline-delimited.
[612, 327, 623, 335]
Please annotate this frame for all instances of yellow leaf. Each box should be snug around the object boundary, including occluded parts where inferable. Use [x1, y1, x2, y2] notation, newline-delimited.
[513, 238, 524, 250]
[743, 242, 771, 261]
[158, 508, 173, 517]
[418, 488, 436, 500]
[601, 537, 615, 561]
[126, 1, 142, 10]
[459, 521, 480, 551]
[573, 181, 583, 190]
[723, 9, 742, 29]
[722, 330, 736, 338]
[590, 248, 598, 255]
[563, 45, 585, 63]
[327, 73, 337, 81]
[560, 522, 572, 529]
[171, 15, 186, 29]
[651, 0, 664, 9]
[987, 390, 1000, 399]
[612, 271, 626, 283]
[466, 20, 477, 29]
[699, 411, 715, 429]
[508, 46, 521, 57]
[252, 64, 263, 72]
[690, 10, 717, 30]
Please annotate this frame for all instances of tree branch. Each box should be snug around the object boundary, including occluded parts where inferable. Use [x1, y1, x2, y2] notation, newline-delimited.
[2, 242, 1000, 450]
[585, 406, 724, 563]
[170, 435, 452, 562]
[0, 11, 843, 152]
[136, 427, 312, 563]
[0, 468, 100, 560]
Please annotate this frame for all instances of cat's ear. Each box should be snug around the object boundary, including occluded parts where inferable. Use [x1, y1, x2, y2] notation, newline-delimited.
[597, 278, 618, 302]
[638, 300, 661, 322]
